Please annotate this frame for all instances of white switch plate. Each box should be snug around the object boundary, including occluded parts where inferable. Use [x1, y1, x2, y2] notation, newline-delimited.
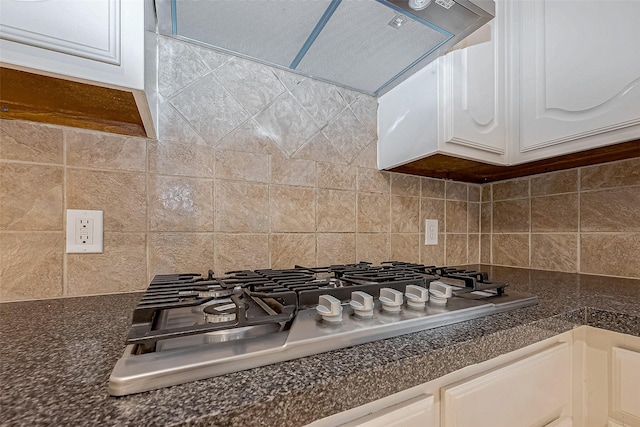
[66, 209, 103, 253]
[425, 219, 438, 245]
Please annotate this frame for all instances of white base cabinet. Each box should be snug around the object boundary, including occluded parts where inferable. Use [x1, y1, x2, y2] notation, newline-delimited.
[309, 326, 640, 427]
[441, 342, 572, 427]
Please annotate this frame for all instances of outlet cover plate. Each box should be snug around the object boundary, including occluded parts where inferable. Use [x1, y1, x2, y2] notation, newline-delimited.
[66, 209, 103, 253]
[425, 219, 438, 245]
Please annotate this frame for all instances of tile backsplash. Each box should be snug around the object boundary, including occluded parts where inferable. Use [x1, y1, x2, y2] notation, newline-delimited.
[3, 36, 637, 302]
[0, 36, 481, 302]
[483, 157, 640, 279]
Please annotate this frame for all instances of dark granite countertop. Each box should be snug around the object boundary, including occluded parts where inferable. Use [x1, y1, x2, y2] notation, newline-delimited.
[1, 265, 639, 427]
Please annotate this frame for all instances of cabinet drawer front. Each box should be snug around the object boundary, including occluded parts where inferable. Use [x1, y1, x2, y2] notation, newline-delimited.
[442, 342, 571, 427]
[341, 394, 435, 427]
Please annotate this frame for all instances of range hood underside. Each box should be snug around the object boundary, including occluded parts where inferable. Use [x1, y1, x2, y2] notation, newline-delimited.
[157, 0, 494, 96]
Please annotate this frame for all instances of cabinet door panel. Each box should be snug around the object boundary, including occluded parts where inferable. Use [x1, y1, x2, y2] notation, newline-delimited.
[443, 5, 506, 161]
[441, 342, 572, 427]
[0, 0, 120, 64]
[611, 347, 640, 425]
[518, 0, 640, 158]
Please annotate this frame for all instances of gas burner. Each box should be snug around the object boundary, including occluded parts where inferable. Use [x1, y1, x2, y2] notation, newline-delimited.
[203, 302, 238, 323]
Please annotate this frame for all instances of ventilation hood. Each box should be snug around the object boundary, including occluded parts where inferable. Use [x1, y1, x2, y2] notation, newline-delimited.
[156, 0, 494, 96]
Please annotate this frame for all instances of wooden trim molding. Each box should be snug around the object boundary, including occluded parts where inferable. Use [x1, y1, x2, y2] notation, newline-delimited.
[389, 141, 640, 183]
[0, 66, 147, 137]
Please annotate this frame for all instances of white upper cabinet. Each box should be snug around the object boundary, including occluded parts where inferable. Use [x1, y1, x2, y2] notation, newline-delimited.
[515, 0, 640, 163]
[378, 0, 640, 170]
[439, 0, 509, 165]
[0, 0, 157, 137]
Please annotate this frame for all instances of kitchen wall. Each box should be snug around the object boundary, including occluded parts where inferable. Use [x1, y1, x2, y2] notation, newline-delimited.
[482, 157, 640, 279]
[0, 36, 481, 302]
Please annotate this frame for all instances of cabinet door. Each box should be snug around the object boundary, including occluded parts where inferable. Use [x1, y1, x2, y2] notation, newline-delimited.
[611, 347, 640, 426]
[0, 0, 120, 65]
[516, 0, 640, 163]
[341, 394, 435, 427]
[441, 342, 572, 427]
[439, 0, 509, 165]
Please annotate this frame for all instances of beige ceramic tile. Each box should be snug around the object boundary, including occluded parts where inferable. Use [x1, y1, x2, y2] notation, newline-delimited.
[67, 169, 146, 232]
[391, 174, 421, 197]
[357, 192, 390, 233]
[530, 169, 578, 196]
[254, 92, 319, 157]
[321, 108, 372, 164]
[271, 154, 315, 187]
[148, 233, 215, 277]
[0, 232, 63, 301]
[214, 234, 269, 273]
[531, 234, 577, 272]
[391, 196, 420, 233]
[467, 203, 480, 233]
[420, 198, 445, 232]
[481, 184, 491, 202]
[216, 119, 281, 155]
[317, 189, 356, 232]
[357, 168, 390, 193]
[66, 130, 146, 172]
[493, 199, 530, 233]
[581, 187, 640, 232]
[446, 234, 468, 265]
[581, 157, 640, 190]
[149, 175, 213, 232]
[481, 202, 491, 233]
[214, 56, 286, 116]
[271, 233, 316, 269]
[67, 232, 147, 295]
[169, 73, 250, 145]
[390, 234, 420, 263]
[468, 234, 480, 264]
[356, 233, 390, 264]
[156, 96, 206, 146]
[580, 233, 640, 278]
[148, 140, 214, 178]
[270, 186, 315, 232]
[289, 78, 347, 128]
[468, 185, 481, 202]
[480, 234, 491, 264]
[493, 178, 529, 200]
[350, 141, 378, 169]
[316, 233, 356, 266]
[215, 180, 269, 232]
[531, 194, 579, 232]
[492, 234, 529, 267]
[421, 233, 445, 266]
[446, 201, 468, 233]
[446, 181, 468, 201]
[317, 162, 356, 190]
[350, 95, 378, 138]
[0, 119, 63, 164]
[214, 150, 270, 183]
[0, 163, 63, 231]
[292, 132, 347, 165]
[422, 178, 445, 199]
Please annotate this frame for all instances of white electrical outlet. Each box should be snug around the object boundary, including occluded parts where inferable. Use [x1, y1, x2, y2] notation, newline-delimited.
[66, 209, 103, 253]
[425, 219, 438, 245]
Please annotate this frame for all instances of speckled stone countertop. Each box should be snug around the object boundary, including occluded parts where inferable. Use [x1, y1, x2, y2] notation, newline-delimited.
[1, 265, 639, 427]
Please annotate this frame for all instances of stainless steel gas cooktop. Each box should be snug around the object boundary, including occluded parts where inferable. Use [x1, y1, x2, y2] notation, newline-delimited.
[109, 262, 537, 396]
